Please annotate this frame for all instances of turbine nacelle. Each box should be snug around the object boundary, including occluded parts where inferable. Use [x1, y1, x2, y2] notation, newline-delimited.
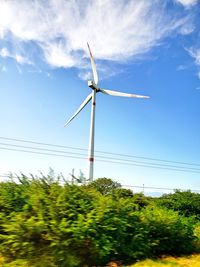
[88, 80, 98, 90]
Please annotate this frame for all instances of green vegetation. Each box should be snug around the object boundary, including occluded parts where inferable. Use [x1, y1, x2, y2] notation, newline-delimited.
[128, 254, 200, 267]
[0, 174, 199, 266]
[157, 190, 200, 219]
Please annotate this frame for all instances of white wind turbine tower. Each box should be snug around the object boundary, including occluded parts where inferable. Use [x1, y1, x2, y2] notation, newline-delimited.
[64, 43, 150, 182]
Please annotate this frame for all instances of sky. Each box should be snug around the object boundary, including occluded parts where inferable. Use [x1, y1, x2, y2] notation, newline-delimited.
[0, 0, 200, 194]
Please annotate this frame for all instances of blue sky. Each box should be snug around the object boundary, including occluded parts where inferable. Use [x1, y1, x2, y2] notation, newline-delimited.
[0, 0, 200, 193]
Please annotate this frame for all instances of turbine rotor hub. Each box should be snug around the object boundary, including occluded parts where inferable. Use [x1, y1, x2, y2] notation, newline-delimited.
[88, 80, 98, 91]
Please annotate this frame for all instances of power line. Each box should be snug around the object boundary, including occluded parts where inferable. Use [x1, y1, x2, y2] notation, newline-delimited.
[123, 184, 200, 193]
[0, 136, 88, 151]
[1, 145, 200, 174]
[1, 142, 200, 172]
[0, 146, 86, 160]
[0, 136, 200, 167]
[97, 158, 200, 174]
[0, 142, 87, 157]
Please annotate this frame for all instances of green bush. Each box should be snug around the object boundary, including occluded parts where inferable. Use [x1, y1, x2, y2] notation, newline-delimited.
[0, 175, 198, 266]
[157, 190, 200, 219]
[139, 206, 196, 256]
[194, 222, 200, 251]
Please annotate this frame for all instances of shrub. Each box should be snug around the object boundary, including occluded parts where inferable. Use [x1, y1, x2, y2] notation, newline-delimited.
[0, 176, 198, 266]
[139, 206, 196, 256]
[158, 190, 200, 219]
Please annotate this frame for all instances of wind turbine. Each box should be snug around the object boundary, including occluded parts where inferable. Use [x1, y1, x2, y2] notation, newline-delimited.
[64, 43, 150, 182]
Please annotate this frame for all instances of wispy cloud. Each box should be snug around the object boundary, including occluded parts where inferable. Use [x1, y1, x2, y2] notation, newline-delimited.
[179, 22, 195, 35]
[0, 0, 196, 78]
[188, 48, 200, 65]
[187, 47, 200, 78]
[177, 64, 189, 71]
[175, 0, 198, 8]
[0, 47, 32, 64]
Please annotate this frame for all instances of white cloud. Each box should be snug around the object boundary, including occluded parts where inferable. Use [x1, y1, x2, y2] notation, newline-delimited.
[176, 0, 198, 7]
[179, 22, 195, 35]
[188, 48, 200, 65]
[0, 47, 32, 64]
[0, 0, 195, 77]
[42, 42, 77, 68]
[78, 71, 92, 81]
[0, 47, 9, 58]
[187, 47, 200, 78]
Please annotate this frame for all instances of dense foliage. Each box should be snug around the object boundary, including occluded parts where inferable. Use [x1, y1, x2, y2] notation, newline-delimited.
[157, 190, 200, 219]
[0, 174, 199, 267]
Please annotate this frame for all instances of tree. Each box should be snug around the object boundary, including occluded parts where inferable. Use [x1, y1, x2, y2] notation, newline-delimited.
[88, 178, 121, 195]
[158, 190, 200, 219]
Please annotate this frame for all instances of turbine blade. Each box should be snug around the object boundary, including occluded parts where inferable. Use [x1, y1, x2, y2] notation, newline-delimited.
[87, 42, 98, 85]
[64, 93, 92, 127]
[99, 89, 150, 99]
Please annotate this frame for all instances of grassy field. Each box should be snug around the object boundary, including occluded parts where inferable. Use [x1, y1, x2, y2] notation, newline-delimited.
[0, 254, 200, 266]
[127, 254, 200, 267]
